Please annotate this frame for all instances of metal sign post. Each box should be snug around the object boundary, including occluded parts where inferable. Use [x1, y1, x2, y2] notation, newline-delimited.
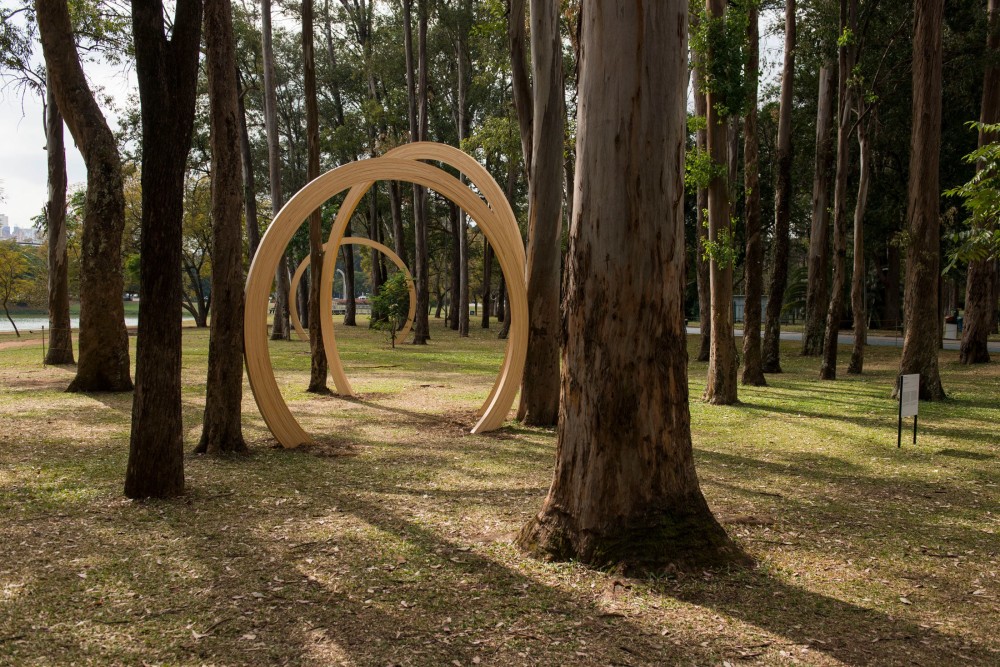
[898, 373, 919, 447]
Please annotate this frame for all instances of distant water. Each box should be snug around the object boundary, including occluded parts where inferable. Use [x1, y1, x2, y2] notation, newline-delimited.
[0, 317, 140, 333]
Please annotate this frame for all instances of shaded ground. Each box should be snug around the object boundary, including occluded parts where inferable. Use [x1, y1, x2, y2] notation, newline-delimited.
[1, 319, 998, 666]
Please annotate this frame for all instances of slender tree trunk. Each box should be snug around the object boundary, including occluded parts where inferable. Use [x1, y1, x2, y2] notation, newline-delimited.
[44, 78, 73, 365]
[457, 16, 471, 338]
[519, 0, 741, 572]
[847, 121, 871, 374]
[197, 0, 247, 455]
[896, 0, 946, 400]
[388, 180, 407, 268]
[882, 242, 901, 329]
[961, 0, 1000, 364]
[481, 240, 493, 328]
[36, 0, 132, 392]
[703, 0, 738, 405]
[263, 0, 290, 341]
[764, 0, 795, 369]
[125, 0, 202, 499]
[303, 0, 328, 392]
[802, 65, 836, 356]
[237, 73, 260, 264]
[447, 202, 460, 330]
[820, 0, 857, 381]
[741, 4, 765, 387]
[506, 0, 533, 172]
[693, 59, 711, 363]
[410, 0, 431, 344]
[342, 240, 357, 325]
[497, 274, 508, 334]
[516, 0, 564, 425]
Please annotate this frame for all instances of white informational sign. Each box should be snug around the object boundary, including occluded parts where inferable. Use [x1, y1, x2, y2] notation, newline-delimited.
[900, 374, 920, 418]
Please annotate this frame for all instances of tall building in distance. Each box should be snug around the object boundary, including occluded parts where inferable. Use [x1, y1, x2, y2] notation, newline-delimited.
[0, 214, 43, 245]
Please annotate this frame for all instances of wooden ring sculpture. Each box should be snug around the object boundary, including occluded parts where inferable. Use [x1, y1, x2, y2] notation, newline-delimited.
[288, 237, 417, 346]
[245, 142, 527, 448]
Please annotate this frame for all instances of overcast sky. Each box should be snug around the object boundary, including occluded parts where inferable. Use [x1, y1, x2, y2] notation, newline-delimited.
[0, 9, 783, 231]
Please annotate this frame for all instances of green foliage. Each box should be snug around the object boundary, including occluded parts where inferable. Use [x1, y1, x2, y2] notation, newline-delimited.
[701, 217, 738, 270]
[689, 0, 756, 118]
[370, 272, 410, 348]
[943, 122, 1000, 268]
[684, 143, 723, 194]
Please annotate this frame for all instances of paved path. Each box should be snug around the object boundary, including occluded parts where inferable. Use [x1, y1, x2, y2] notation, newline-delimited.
[685, 327, 1000, 353]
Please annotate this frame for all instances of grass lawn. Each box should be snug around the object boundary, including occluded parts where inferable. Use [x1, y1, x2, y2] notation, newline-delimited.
[1, 318, 998, 666]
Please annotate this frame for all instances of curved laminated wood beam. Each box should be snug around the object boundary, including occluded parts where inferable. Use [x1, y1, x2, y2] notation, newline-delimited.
[245, 147, 527, 448]
[289, 237, 416, 346]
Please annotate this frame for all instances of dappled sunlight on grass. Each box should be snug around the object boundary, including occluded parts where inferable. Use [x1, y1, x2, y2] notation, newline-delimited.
[1, 321, 998, 665]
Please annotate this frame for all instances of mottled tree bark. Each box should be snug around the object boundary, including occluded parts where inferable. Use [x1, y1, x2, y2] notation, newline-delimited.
[703, 0, 738, 405]
[262, 0, 290, 341]
[43, 78, 73, 365]
[764, 0, 795, 370]
[961, 0, 1000, 365]
[820, 0, 857, 381]
[895, 0, 946, 400]
[36, 0, 131, 391]
[196, 0, 247, 456]
[125, 0, 203, 499]
[802, 65, 836, 356]
[519, 0, 741, 572]
[847, 121, 871, 374]
[456, 13, 471, 338]
[741, 2, 765, 387]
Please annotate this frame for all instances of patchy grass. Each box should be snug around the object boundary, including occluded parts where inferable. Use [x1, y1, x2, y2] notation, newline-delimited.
[1, 318, 998, 666]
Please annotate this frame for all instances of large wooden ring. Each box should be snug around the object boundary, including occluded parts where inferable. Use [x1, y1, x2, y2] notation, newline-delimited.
[288, 237, 417, 346]
[244, 143, 527, 448]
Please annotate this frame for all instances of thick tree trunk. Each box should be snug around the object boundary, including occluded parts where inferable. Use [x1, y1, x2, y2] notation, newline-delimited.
[516, 0, 564, 426]
[693, 64, 711, 362]
[506, 0, 533, 172]
[196, 0, 247, 456]
[820, 0, 857, 381]
[896, 0, 946, 400]
[44, 79, 74, 365]
[263, 0, 290, 341]
[237, 73, 260, 264]
[519, 0, 741, 573]
[741, 3, 765, 387]
[847, 122, 871, 374]
[303, 0, 328, 393]
[802, 65, 836, 356]
[765, 0, 796, 369]
[36, 0, 131, 392]
[481, 240, 493, 328]
[703, 0, 738, 405]
[961, 0, 1000, 364]
[125, 0, 202, 499]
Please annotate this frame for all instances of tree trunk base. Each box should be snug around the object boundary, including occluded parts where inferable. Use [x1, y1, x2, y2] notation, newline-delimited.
[959, 340, 990, 364]
[67, 374, 134, 393]
[761, 360, 782, 374]
[740, 368, 767, 386]
[193, 434, 248, 456]
[517, 503, 750, 576]
[697, 336, 710, 362]
[307, 384, 333, 395]
[846, 352, 863, 375]
[45, 349, 75, 365]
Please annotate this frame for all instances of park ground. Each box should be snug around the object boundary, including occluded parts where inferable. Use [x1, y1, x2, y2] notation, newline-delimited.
[1, 319, 998, 666]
